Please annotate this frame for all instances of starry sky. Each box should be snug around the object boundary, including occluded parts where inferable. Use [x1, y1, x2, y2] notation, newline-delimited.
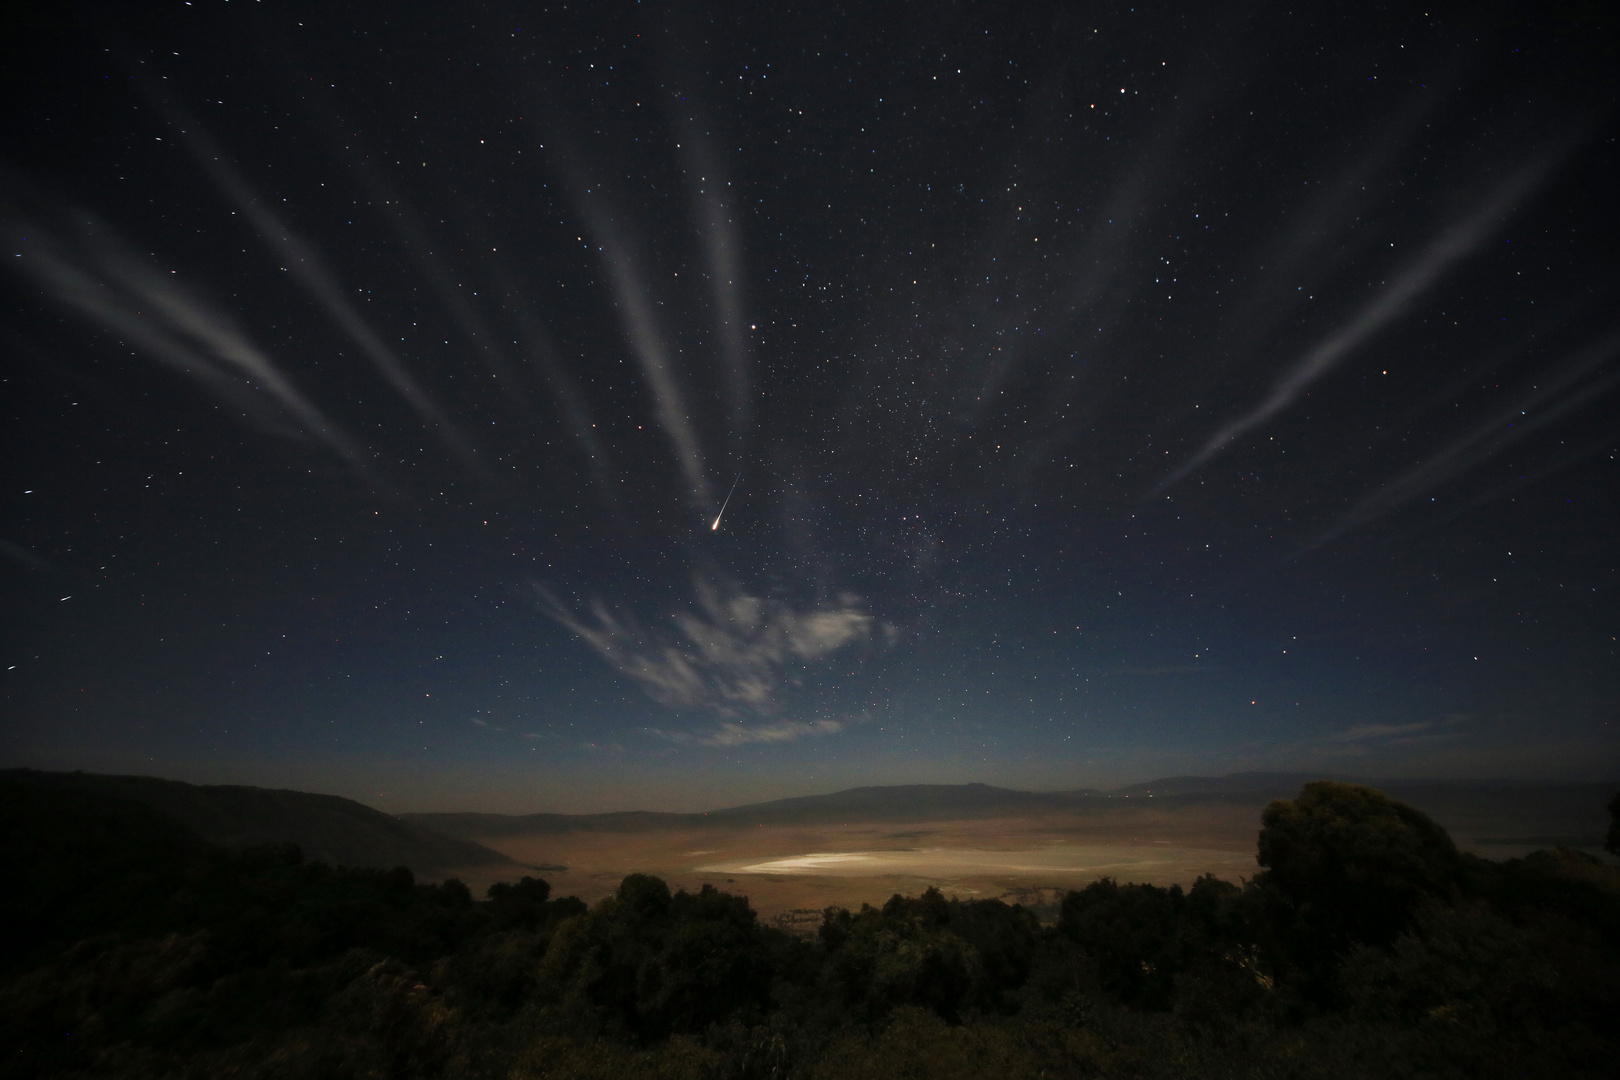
[2, 1, 1617, 813]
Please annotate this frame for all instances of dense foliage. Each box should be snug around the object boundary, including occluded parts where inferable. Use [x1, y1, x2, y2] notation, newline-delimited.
[4, 779, 1618, 1078]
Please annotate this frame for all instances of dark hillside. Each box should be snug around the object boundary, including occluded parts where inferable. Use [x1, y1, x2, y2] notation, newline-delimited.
[0, 769, 513, 874]
[0, 780, 213, 971]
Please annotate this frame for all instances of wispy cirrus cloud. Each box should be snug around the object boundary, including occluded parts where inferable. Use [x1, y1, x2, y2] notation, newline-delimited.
[538, 578, 882, 723]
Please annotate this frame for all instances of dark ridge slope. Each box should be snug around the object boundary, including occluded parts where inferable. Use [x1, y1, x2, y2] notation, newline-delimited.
[0, 779, 215, 970]
[0, 769, 513, 873]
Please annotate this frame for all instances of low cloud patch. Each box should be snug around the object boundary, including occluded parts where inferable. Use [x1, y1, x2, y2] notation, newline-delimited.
[650, 717, 854, 747]
[538, 578, 883, 728]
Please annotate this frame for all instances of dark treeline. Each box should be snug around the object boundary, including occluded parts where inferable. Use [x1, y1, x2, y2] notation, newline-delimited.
[4, 780, 1618, 1079]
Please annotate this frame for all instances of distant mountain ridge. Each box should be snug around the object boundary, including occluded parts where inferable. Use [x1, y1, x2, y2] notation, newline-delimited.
[409, 782, 1077, 837]
[405, 774, 1616, 843]
[1102, 772, 1365, 797]
[1, 769, 514, 874]
[1098, 772, 1593, 797]
[403, 775, 1378, 838]
[403, 777, 1331, 837]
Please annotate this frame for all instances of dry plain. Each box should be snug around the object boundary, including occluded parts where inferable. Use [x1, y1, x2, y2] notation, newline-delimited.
[428, 783, 1616, 928]
[468, 813, 1258, 927]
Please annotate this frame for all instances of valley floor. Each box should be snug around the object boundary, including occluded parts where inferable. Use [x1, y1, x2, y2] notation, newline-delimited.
[445, 790, 1610, 921]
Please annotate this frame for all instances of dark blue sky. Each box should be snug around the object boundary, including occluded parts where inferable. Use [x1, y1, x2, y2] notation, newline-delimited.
[3, 1, 1616, 812]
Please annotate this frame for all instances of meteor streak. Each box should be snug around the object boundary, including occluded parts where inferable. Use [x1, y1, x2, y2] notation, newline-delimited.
[711, 472, 742, 531]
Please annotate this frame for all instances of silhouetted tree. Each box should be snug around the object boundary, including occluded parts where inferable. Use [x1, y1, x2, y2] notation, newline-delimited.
[1257, 781, 1464, 1003]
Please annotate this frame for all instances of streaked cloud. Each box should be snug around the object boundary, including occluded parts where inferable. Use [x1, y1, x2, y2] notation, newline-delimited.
[1156, 143, 1572, 493]
[674, 118, 752, 441]
[4, 208, 369, 471]
[553, 155, 716, 510]
[160, 105, 478, 465]
[1313, 327, 1620, 546]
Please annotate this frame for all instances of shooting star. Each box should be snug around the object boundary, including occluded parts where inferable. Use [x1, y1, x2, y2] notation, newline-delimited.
[711, 472, 742, 531]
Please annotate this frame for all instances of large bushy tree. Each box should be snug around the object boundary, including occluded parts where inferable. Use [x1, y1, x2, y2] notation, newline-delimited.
[1256, 780, 1465, 1002]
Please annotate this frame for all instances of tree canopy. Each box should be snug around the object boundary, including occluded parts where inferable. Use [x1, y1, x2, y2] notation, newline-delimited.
[4, 776, 1617, 1079]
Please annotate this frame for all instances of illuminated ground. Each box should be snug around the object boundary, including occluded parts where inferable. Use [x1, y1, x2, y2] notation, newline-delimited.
[446, 805, 1265, 925]
[434, 786, 1613, 928]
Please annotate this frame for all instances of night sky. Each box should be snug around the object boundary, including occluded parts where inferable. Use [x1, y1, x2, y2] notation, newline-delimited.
[3, 1, 1616, 813]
